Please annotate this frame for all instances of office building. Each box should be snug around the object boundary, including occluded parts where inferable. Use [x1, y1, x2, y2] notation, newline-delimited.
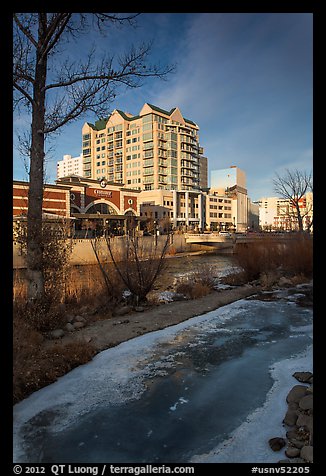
[210, 166, 248, 232]
[258, 193, 313, 231]
[57, 154, 83, 179]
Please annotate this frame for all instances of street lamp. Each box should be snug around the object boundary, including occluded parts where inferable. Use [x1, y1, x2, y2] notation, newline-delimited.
[153, 220, 158, 245]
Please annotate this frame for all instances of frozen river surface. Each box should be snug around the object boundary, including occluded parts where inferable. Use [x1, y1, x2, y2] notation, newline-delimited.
[13, 290, 313, 463]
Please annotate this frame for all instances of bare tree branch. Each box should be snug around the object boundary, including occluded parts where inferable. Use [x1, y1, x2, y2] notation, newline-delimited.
[13, 13, 38, 47]
[273, 169, 312, 232]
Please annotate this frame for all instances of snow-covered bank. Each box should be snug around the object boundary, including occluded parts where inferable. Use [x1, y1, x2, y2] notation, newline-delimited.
[191, 344, 313, 463]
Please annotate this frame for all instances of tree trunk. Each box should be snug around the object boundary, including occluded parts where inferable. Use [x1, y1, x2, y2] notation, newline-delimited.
[295, 203, 304, 232]
[26, 19, 47, 299]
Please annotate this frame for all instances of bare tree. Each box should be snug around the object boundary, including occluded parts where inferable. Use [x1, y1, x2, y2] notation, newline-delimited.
[273, 169, 312, 232]
[91, 234, 170, 306]
[13, 13, 174, 299]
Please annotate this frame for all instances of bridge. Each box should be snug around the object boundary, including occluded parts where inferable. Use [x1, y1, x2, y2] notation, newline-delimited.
[184, 232, 299, 251]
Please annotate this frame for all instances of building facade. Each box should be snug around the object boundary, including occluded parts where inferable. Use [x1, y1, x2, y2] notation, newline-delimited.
[13, 177, 141, 238]
[139, 188, 239, 232]
[258, 193, 313, 231]
[13, 180, 71, 218]
[210, 166, 248, 232]
[81, 103, 208, 192]
[56, 175, 141, 236]
[57, 154, 83, 179]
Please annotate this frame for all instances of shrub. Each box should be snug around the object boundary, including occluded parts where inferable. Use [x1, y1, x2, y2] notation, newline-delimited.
[234, 234, 313, 283]
[13, 298, 67, 332]
[13, 313, 96, 404]
[175, 280, 211, 299]
[192, 263, 217, 289]
[91, 234, 170, 306]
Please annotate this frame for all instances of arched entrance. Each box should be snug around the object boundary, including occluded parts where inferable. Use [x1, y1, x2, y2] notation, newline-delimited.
[73, 200, 125, 237]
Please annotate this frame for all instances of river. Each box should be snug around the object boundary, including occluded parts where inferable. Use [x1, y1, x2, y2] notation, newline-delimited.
[13, 284, 312, 463]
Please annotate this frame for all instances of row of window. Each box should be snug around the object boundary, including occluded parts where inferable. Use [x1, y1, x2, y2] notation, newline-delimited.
[209, 213, 232, 218]
[209, 205, 232, 210]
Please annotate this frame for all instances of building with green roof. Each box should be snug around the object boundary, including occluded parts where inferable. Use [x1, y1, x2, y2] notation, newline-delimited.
[81, 103, 207, 192]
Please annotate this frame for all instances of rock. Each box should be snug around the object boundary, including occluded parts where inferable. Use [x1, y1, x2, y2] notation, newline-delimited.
[296, 414, 313, 432]
[300, 445, 313, 462]
[66, 315, 74, 323]
[285, 447, 301, 458]
[283, 409, 298, 426]
[288, 401, 299, 411]
[293, 371, 313, 383]
[65, 323, 75, 332]
[73, 321, 86, 329]
[286, 427, 309, 442]
[49, 329, 65, 339]
[134, 306, 145, 312]
[74, 315, 86, 323]
[286, 385, 309, 403]
[279, 277, 293, 286]
[113, 306, 132, 316]
[289, 438, 305, 449]
[269, 437, 286, 451]
[299, 394, 313, 411]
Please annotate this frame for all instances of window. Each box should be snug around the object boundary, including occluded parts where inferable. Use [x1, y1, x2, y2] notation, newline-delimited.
[143, 122, 152, 132]
[143, 132, 153, 141]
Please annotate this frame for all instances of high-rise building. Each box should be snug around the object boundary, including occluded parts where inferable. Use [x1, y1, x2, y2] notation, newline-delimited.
[57, 154, 83, 179]
[210, 166, 248, 232]
[81, 103, 208, 191]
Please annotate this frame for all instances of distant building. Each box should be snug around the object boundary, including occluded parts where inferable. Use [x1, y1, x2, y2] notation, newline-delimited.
[258, 193, 313, 231]
[210, 166, 248, 232]
[57, 154, 83, 179]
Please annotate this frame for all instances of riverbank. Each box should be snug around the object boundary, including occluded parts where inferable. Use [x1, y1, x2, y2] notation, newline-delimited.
[50, 283, 259, 353]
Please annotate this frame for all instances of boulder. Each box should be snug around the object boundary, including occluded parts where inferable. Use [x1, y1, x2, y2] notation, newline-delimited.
[279, 277, 293, 286]
[289, 438, 305, 449]
[283, 409, 298, 426]
[113, 306, 132, 317]
[73, 321, 85, 329]
[65, 323, 75, 332]
[299, 394, 313, 411]
[293, 371, 313, 383]
[269, 437, 286, 451]
[74, 315, 87, 323]
[49, 329, 65, 339]
[296, 414, 313, 432]
[286, 385, 309, 403]
[285, 447, 301, 458]
[286, 427, 309, 442]
[300, 445, 313, 463]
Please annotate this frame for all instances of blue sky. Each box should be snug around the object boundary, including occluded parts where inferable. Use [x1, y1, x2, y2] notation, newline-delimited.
[13, 13, 313, 201]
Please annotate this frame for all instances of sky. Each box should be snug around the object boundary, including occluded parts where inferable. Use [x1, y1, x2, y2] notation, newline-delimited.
[13, 13, 313, 201]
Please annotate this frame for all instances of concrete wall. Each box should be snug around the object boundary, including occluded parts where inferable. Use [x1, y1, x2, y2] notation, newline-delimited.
[13, 233, 192, 269]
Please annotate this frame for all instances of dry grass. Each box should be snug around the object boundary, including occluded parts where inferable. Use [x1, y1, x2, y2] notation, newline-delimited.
[176, 281, 211, 299]
[234, 234, 313, 283]
[13, 314, 96, 404]
[175, 263, 216, 299]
